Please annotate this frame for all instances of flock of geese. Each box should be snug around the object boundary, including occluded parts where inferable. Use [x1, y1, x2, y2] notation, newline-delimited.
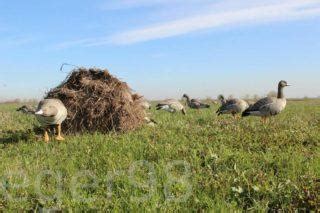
[155, 80, 290, 121]
[17, 80, 290, 142]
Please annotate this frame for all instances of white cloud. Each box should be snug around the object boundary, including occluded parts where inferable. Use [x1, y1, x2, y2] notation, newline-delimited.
[57, 0, 320, 48]
[109, 0, 320, 45]
[53, 38, 99, 50]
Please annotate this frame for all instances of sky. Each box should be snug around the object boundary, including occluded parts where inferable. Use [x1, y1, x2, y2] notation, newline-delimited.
[0, 0, 320, 101]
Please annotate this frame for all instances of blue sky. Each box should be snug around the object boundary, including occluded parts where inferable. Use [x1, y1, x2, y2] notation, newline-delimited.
[0, 0, 320, 100]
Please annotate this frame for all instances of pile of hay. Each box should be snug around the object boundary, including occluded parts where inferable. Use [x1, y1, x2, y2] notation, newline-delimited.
[46, 67, 146, 134]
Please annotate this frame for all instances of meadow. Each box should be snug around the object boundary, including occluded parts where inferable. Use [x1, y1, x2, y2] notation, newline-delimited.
[0, 100, 319, 211]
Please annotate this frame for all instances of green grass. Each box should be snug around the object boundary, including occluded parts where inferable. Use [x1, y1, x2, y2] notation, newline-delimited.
[0, 100, 319, 211]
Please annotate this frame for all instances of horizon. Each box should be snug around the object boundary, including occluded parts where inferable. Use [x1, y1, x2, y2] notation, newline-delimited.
[1, 0, 320, 101]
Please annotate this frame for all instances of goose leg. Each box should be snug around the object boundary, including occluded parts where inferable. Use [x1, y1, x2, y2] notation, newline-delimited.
[55, 124, 65, 141]
[261, 116, 267, 124]
[44, 127, 50, 142]
[236, 114, 241, 120]
[266, 117, 270, 124]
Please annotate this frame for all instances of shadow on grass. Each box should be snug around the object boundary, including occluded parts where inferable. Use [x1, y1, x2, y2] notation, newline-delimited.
[0, 126, 49, 145]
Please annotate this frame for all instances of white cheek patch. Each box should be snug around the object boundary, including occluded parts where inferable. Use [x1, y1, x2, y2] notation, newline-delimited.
[35, 109, 44, 115]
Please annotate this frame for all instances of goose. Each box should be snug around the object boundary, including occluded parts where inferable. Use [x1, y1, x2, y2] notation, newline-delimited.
[182, 94, 210, 109]
[242, 80, 290, 123]
[156, 99, 186, 115]
[216, 95, 249, 118]
[17, 99, 68, 142]
[144, 117, 157, 127]
[141, 100, 152, 110]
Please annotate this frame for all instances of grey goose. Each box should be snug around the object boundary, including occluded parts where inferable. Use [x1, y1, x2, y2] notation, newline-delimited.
[141, 100, 151, 110]
[242, 80, 290, 122]
[156, 99, 186, 115]
[216, 95, 249, 118]
[182, 94, 210, 109]
[17, 99, 68, 142]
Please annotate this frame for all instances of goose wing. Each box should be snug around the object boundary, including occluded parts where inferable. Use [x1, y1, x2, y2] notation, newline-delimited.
[36, 99, 66, 117]
[191, 101, 201, 108]
[36, 100, 57, 117]
[216, 101, 237, 114]
[170, 101, 184, 111]
[225, 98, 238, 105]
[191, 98, 200, 103]
[157, 99, 176, 106]
[156, 99, 183, 111]
[217, 98, 237, 109]
[190, 99, 210, 108]
[245, 97, 274, 112]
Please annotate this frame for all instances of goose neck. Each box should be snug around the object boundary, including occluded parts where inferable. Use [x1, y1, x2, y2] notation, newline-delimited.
[184, 95, 190, 103]
[277, 85, 284, 99]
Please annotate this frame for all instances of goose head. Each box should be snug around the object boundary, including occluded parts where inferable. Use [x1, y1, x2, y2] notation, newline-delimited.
[182, 94, 189, 99]
[277, 80, 291, 99]
[17, 105, 30, 113]
[278, 80, 291, 88]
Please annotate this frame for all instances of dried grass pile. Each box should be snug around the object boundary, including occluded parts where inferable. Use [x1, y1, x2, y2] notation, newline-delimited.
[46, 67, 146, 134]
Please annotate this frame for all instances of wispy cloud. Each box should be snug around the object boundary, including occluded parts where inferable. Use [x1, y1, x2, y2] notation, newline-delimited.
[109, 0, 320, 45]
[57, 0, 320, 48]
[52, 38, 99, 50]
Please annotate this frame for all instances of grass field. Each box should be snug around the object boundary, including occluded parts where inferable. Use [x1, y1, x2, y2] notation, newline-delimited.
[0, 100, 319, 211]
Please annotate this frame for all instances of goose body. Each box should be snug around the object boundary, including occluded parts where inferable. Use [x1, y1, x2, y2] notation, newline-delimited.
[17, 99, 67, 142]
[140, 100, 151, 110]
[242, 80, 290, 122]
[35, 99, 67, 126]
[144, 117, 157, 127]
[242, 97, 286, 117]
[216, 95, 249, 117]
[183, 94, 210, 109]
[156, 99, 186, 114]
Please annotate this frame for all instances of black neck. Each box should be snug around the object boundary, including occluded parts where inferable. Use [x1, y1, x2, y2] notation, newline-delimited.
[277, 86, 284, 99]
[184, 95, 190, 103]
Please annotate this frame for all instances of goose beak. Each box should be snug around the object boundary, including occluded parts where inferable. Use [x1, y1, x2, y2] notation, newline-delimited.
[35, 109, 44, 115]
[286, 84, 291, 87]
